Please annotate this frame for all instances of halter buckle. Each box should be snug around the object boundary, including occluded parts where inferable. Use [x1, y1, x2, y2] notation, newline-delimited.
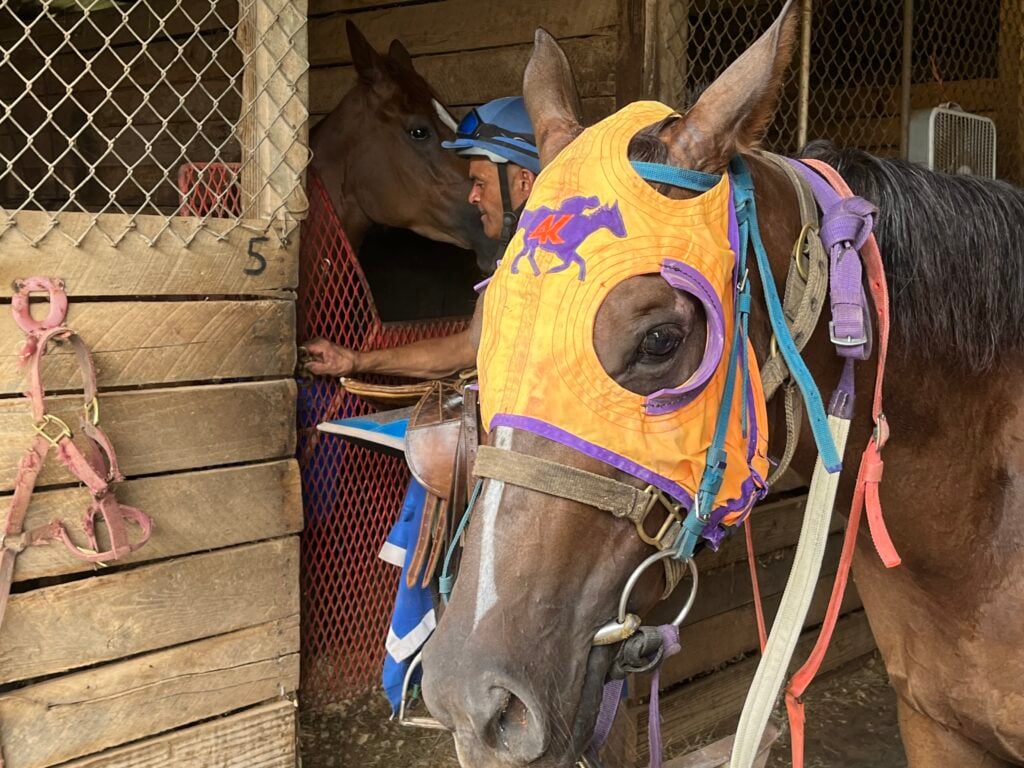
[84, 396, 99, 426]
[33, 413, 72, 447]
[828, 320, 867, 347]
[635, 486, 684, 548]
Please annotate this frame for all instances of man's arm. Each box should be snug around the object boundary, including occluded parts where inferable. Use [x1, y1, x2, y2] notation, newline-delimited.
[302, 294, 485, 380]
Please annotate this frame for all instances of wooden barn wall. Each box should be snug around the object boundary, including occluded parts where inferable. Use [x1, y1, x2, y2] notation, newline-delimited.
[0, 2, 305, 764]
[307, 0, 620, 130]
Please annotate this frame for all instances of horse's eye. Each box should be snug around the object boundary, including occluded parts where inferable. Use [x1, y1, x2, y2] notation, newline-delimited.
[640, 327, 680, 358]
[409, 126, 431, 141]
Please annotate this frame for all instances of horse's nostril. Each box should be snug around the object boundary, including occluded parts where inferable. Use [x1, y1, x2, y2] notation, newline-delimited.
[488, 687, 546, 763]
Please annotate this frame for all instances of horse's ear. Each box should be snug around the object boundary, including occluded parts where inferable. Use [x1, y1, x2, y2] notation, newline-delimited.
[662, 0, 798, 171]
[347, 20, 385, 84]
[388, 39, 415, 71]
[523, 28, 583, 169]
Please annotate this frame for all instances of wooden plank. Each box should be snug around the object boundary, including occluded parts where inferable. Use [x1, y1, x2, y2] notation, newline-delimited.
[239, 0, 309, 225]
[615, 0, 650, 107]
[0, 616, 299, 768]
[636, 565, 863, 690]
[628, 611, 876, 764]
[0, 211, 298, 297]
[308, 0, 618, 67]
[3, 125, 238, 175]
[1, 163, 241, 214]
[0, 300, 295, 393]
[696, 495, 818, 572]
[0, 379, 296, 492]
[49, 82, 241, 131]
[53, 700, 297, 768]
[424, 95, 615, 133]
[310, 0, 420, 13]
[308, 34, 616, 115]
[10, 32, 241, 96]
[12, 460, 302, 582]
[0, 0, 239, 55]
[2, 538, 299, 684]
[581, 96, 616, 125]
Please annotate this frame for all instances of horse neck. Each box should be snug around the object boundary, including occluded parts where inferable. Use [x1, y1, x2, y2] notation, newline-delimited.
[310, 96, 372, 250]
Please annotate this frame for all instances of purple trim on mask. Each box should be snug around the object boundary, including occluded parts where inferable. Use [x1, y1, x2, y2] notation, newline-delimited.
[489, 413, 695, 508]
[645, 261, 726, 415]
[701, 472, 767, 550]
[700, 376, 769, 549]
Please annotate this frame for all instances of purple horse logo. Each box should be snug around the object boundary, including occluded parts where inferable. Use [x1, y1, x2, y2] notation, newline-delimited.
[510, 196, 627, 281]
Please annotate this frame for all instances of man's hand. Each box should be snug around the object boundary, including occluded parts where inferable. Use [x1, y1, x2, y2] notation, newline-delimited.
[301, 338, 359, 377]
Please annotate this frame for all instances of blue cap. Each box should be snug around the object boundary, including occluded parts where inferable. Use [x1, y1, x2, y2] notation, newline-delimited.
[441, 96, 540, 174]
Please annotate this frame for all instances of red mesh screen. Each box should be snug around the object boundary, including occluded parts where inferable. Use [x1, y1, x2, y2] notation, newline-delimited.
[178, 164, 468, 708]
[177, 162, 242, 218]
[295, 170, 469, 707]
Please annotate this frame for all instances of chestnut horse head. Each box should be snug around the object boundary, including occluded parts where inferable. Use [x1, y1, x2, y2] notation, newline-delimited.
[420, 3, 1024, 767]
[310, 22, 492, 266]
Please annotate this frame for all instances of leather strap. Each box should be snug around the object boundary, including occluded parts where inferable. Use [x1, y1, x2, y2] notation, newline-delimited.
[407, 494, 438, 589]
[473, 445, 662, 526]
[423, 499, 449, 589]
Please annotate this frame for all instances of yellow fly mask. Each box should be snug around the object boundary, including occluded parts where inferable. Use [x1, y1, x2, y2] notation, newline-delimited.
[478, 101, 771, 552]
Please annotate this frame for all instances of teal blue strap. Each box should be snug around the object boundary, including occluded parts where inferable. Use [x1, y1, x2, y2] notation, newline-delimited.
[439, 479, 483, 602]
[631, 161, 720, 193]
[730, 156, 841, 473]
[675, 280, 751, 560]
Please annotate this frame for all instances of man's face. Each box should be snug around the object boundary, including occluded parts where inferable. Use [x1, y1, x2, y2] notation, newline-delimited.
[467, 158, 534, 240]
[467, 158, 504, 240]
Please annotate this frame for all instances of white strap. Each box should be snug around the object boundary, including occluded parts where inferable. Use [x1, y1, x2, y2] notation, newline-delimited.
[728, 415, 851, 768]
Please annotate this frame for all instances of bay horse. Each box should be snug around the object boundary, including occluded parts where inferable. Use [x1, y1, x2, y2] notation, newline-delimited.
[309, 21, 492, 266]
[420, 4, 1024, 768]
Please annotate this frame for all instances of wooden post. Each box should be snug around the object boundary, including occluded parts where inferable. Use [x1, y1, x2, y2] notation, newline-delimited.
[239, 0, 310, 237]
[997, 0, 1023, 182]
[616, 0, 690, 107]
[652, 0, 690, 107]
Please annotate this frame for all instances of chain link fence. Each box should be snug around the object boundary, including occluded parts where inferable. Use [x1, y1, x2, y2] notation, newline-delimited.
[676, 0, 1020, 182]
[0, 0, 309, 247]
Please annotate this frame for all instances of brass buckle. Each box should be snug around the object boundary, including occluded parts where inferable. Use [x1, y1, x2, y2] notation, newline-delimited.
[634, 485, 684, 547]
[33, 413, 72, 447]
[84, 396, 99, 426]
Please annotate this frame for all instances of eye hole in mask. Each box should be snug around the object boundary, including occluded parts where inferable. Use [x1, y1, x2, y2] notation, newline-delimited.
[594, 273, 711, 398]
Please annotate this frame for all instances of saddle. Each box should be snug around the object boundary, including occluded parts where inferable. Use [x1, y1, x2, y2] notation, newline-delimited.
[401, 373, 480, 591]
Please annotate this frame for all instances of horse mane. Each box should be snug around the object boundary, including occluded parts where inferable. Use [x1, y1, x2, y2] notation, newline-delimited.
[800, 140, 1024, 371]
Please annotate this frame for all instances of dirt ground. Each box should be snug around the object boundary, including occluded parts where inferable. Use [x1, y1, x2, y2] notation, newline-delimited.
[299, 653, 906, 768]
